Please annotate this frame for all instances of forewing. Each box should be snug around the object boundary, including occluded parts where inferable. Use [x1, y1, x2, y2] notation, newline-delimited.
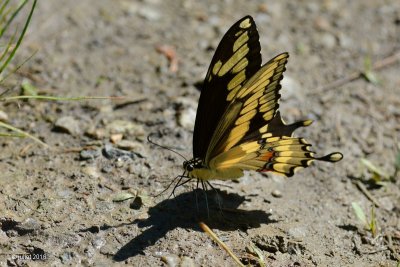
[193, 16, 262, 159]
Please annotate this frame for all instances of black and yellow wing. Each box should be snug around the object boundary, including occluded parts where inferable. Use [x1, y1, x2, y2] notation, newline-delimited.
[193, 16, 262, 159]
[188, 15, 342, 180]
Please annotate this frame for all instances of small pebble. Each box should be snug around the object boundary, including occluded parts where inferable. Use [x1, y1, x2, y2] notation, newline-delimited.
[161, 255, 179, 267]
[106, 120, 145, 137]
[128, 163, 149, 178]
[103, 143, 142, 160]
[177, 107, 196, 130]
[175, 97, 197, 130]
[271, 190, 282, 198]
[85, 128, 106, 140]
[15, 218, 41, 234]
[281, 75, 304, 101]
[54, 116, 81, 135]
[287, 226, 307, 238]
[60, 251, 74, 264]
[314, 16, 331, 31]
[137, 6, 161, 21]
[117, 140, 145, 152]
[180, 256, 195, 267]
[101, 164, 113, 173]
[110, 133, 123, 143]
[80, 149, 101, 160]
[318, 32, 336, 49]
[92, 236, 106, 249]
[0, 110, 8, 122]
[82, 166, 101, 178]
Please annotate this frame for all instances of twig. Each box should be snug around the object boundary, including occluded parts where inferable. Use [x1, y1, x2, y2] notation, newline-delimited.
[313, 50, 400, 94]
[353, 180, 380, 207]
[199, 221, 245, 267]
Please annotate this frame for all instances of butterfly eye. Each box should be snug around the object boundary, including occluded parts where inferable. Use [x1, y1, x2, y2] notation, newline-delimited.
[183, 161, 194, 172]
[186, 164, 194, 171]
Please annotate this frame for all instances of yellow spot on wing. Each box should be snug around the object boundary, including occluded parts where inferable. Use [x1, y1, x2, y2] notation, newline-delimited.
[227, 70, 246, 90]
[227, 85, 241, 101]
[265, 136, 281, 143]
[240, 141, 261, 152]
[274, 157, 313, 166]
[236, 109, 256, 125]
[276, 151, 314, 158]
[212, 60, 222, 75]
[272, 144, 310, 152]
[223, 123, 250, 151]
[261, 132, 272, 138]
[272, 163, 300, 174]
[235, 30, 244, 37]
[243, 89, 263, 107]
[232, 57, 248, 73]
[218, 44, 249, 76]
[258, 90, 276, 104]
[239, 18, 251, 29]
[262, 109, 275, 121]
[259, 99, 277, 112]
[237, 63, 277, 98]
[233, 32, 249, 51]
[259, 125, 269, 133]
[240, 98, 258, 115]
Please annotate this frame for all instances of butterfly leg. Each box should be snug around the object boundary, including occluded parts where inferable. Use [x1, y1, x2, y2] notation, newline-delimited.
[169, 175, 185, 199]
[195, 179, 200, 213]
[201, 180, 210, 219]
[156, 171, 187, 198]
[206, 181, 223, 217]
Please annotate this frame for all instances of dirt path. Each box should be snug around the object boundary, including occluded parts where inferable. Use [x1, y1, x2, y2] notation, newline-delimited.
[1, 0, 399, 266]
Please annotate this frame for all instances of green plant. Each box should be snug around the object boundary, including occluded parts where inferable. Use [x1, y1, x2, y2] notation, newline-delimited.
[0, 1, 118, 145]
[361, 145, 400, 185]
[351, 202, 378, 237]
[362, 54, 380, 85]
[0, 0, 36, 80]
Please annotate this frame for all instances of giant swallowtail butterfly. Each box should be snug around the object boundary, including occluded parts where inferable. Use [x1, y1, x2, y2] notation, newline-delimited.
[182, 15, 342, 182]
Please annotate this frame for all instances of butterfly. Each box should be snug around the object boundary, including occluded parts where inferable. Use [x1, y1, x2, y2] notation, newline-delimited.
[181, 15, 343, 185]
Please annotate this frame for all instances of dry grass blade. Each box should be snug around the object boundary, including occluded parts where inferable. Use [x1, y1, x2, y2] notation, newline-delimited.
[353, 180, 381, 207]
[0, 121, 47, 147]
[312, 50, 400, 94]
[1, 95, 123, 101]
[0, 0, 36, 75]
[0, 131, 24, 137]
[199, 221, 245, 267]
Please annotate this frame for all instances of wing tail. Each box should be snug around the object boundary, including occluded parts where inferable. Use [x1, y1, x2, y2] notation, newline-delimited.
[256, 138, 342, 176]
[211, 138, 342, 177]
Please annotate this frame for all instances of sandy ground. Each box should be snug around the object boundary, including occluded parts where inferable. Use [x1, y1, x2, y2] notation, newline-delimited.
[1, 0, 399, 266]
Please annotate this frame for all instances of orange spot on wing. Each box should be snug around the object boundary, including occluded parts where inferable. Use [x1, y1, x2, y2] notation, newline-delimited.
[258, 152, 273, 161]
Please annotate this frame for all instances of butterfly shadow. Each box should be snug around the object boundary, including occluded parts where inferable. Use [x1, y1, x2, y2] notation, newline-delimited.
[113, 189, 277, 262]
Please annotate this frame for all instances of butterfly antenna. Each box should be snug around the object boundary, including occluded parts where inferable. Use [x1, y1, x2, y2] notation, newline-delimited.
[147, 133, 188, 161]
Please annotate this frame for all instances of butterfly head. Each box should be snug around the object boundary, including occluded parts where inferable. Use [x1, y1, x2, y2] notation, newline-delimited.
[183, 158, 203, 172]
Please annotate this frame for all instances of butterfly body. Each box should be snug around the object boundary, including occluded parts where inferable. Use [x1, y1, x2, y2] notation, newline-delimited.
[184, 158, 244, 180]
[183, 16, 342, 182]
